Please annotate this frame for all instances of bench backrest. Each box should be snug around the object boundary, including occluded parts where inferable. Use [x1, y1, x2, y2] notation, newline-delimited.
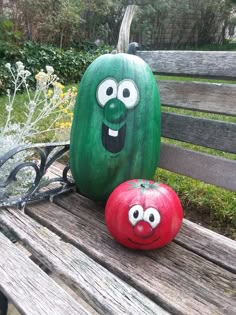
[137, 50, 236, 191]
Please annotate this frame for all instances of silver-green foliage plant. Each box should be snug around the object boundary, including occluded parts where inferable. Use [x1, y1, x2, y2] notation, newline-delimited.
[0, 61, 76, 198]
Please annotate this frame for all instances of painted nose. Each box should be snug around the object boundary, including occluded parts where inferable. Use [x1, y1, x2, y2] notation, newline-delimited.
[104, 99, 127, 123]
[134, 221, 153, 238]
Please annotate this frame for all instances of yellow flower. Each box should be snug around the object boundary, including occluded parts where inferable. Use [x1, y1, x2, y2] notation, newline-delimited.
[59, 105, 64, 110]
[47, 89, 53, 97]
[60, 93, 65, 99]
[65, 122, 71, 128]
[55, 122, 60, 128]
[60, 122, 65, 128]
[54, 82, 64, 90]
[63, 108, 68, 114]
[68, 112, 73, 118]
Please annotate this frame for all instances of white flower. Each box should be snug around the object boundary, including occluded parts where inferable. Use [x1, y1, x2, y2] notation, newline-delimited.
[35, 71, 48, 82]
[5, 63, 11, 70]
[16, 61, 23, 67]
[16, 61, 25, 71]
[18, 69, 31, 78]
[19, 70, 26, 78]
[6, 105, 12, 112]
[51, 74, 58, 81]
[46, 66, 54, 75]
[29, 101, 36, 108]
[24, 70, 31, 77]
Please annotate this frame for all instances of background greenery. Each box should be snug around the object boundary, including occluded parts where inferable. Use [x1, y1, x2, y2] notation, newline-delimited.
[0, 0, 235, 49]
[0, 41, 112, 95]
[0, 0, 236, 95]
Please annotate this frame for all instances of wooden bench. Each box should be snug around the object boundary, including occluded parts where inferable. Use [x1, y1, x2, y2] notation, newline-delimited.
[0, 49, 236, 315]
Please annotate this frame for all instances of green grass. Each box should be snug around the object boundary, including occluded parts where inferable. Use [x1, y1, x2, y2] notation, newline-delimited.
[0, 92, 56, 143]
[153, 167, 236, 238]
[0, 84, 77, 143]
[0, 93, 28, 125]
[182, 41, 236, 51]
[157, 74, 236, 85]
[0, 78, 235, 239]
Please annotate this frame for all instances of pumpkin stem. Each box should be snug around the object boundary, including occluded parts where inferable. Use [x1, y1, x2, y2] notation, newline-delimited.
[116, 5, 138, 54]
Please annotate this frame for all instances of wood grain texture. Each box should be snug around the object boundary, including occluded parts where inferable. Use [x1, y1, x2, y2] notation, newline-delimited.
[137, 51, 236, 79]
[161, 112, 236, 153]
[0, 230, 91, 315]
[54, 193, 236, 273]
[159, 143, 236, 191]
[49, 163, 236, 272]
[176, 219, 236, 274]
[0, 208, 169, 315]
[158, 80, 236, 116]
[24, 197, 236, 315]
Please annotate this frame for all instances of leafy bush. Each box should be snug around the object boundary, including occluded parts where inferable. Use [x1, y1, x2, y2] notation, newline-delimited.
[0, 41, 112, 95]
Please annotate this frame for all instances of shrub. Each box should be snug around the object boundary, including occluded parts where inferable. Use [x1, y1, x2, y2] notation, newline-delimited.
[0, 41, 112, 95]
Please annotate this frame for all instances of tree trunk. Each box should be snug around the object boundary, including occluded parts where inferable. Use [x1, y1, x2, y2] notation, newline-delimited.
[117, 5, 137, 53]
[0, 0, 3, 14]
[60, 29, 64, 49]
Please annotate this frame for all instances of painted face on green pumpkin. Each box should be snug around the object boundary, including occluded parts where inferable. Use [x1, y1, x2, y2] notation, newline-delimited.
[96, 77, 139, 153]
[70, 53, 161, 201]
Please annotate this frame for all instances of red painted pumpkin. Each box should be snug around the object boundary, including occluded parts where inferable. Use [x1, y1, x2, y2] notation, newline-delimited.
[105, 179, 183, 250]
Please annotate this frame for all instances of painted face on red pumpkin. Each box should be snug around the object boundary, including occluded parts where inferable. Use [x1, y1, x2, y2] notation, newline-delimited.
[127, 204, 161, 246]
[105, 179, 183, 250]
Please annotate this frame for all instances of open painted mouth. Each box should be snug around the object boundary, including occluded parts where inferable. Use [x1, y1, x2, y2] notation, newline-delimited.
[102, 123, 126, 153]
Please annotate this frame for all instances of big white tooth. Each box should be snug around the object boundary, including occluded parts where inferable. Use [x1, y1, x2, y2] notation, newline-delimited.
[109, 128, 119, 137]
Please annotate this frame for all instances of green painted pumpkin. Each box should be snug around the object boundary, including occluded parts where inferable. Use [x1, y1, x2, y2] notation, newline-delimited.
[70, 53, 161, 201]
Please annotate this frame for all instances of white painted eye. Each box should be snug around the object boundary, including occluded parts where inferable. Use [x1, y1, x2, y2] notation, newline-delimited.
[143, 208, 161, 229]
[128, 205, 144, 226]
[97, 78, 117, 107]
[117, 79, 139, 109]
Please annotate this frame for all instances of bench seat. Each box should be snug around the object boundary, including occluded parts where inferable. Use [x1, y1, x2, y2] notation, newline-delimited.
[0, 178, 236, 315]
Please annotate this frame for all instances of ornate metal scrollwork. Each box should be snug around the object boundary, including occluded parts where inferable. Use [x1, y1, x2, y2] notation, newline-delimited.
[0, 142, 75, 209]
[0, 290, 8, 315]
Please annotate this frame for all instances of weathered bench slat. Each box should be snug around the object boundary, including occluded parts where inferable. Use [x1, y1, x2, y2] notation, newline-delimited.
[176, 219, 236, 274]
[0, 230, 91, 315]
[52, 192, 236, 274]
[0, 208, 169, 315]
[137, 51, 236, 79]
[159, 143, 236, 191]
[158, 80, 236, 116]
[24, 198, 236, 315]
[162, 112, 236, 153]
[43, 161, 236, 275]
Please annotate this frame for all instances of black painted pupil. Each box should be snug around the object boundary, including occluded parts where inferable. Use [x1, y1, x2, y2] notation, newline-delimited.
[106, 87, 113, 96]
[123, 88, 130, 98]
[133, 210, 139, 219]
[149, 214, 155, 222]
